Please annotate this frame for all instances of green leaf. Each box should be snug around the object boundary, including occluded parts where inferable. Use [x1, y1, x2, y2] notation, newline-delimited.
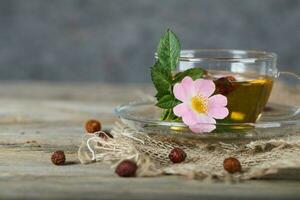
[160, 108, 181, 121]
[157, 29, 181, 70]
[155, 91, 170, 99]
[156, 94, 179, 109]
[160, 109, 171, 121]
[151, 62, 172, 94]
[173, 68, 206, 83]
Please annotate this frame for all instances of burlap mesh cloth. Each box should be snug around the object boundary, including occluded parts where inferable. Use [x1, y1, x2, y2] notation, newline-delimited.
[78, 122, 300, 180]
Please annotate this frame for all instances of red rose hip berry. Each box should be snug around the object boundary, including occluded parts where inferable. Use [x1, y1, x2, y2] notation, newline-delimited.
[169, 147, 187, 163]
[223, 157, 242, 173]
[115, 160, 138, 177]
[214, 76, 237, 95]
[98, 130, 113, 140]
[51, 150, 66, 166]
[85, 119, 102, 133]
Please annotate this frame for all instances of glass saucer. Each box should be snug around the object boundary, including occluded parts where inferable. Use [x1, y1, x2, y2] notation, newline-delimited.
[115, 101, 300, 140]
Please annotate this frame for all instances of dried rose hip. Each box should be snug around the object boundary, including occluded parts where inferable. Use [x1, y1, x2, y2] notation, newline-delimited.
[98, 130, 113, 140]
[226, 76, 236, 82]
[263, 106, 274, 112]
[223, 157, 242, 173]
[98, 132, 108, 140]
[214, 76, 237, 95]
[85, 119, 101, 133]
[51, 151, 66, 166]
[96, 131, 113, 147]
[169, 147, 187, 163]
[115, 160, 138, 177]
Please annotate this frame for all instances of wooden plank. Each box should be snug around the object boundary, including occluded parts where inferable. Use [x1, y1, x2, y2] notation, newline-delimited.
[0, 148, 299, 200]
[0, 82, 299, 199]
[0, 82, 154, 102]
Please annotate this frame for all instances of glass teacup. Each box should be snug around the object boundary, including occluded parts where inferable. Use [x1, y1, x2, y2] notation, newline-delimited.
[115, 49, 298, 137]
[177, 49, 278, 124]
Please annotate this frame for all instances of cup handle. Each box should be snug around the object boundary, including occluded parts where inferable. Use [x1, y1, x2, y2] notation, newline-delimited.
[277, 71, 300, 84]
[276, 71, 300, 112]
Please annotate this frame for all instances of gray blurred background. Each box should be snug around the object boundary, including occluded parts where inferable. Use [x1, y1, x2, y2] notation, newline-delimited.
[0, 0, 299, 83]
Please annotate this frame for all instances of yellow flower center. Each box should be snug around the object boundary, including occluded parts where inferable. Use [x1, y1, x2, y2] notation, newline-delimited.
[191, 95, 208, 114]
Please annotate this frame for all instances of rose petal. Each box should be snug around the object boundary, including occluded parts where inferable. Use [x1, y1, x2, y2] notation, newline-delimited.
[208, 94, 228, 107]
[193, 79, 216, 97]
[173, 103, 200, 125]
[189, 115, 216, 133]
[189, 124, 216, 133]
[173, 103, 189, 117]
[207, 107, 229, 119]
[181, 108, 200, 125]
[173, 76, 194, 102]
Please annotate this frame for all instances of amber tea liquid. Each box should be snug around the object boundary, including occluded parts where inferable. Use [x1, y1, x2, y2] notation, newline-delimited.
[210, 71, 273, 123]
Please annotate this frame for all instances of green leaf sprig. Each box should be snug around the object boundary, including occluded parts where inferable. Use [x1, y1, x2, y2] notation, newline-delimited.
[151, 29, 205, 121]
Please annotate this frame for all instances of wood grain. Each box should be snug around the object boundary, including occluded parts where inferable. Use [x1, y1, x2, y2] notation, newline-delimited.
[0, 81, 299, 200]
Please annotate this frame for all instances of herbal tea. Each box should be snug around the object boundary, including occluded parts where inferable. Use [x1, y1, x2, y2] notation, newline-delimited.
[211, 71, 274, 123]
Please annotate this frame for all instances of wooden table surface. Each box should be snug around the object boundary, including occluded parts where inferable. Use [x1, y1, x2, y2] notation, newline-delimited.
[0, 81, 299, 200]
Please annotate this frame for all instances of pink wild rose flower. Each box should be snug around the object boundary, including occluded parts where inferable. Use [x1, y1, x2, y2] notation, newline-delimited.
[173, 76, 229, 133]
